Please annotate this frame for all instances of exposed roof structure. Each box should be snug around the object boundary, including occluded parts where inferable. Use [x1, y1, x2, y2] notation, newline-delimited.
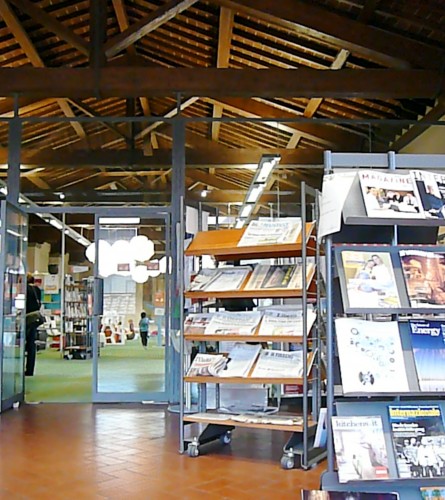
[0, 0, 444, 224]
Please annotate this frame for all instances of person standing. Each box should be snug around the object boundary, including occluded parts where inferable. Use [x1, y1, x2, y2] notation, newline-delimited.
[25, 274, 42, 376]
[139, 311, 149, 349]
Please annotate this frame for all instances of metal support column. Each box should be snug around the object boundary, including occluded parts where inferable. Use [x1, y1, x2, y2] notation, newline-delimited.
[6, 96, 21, 206]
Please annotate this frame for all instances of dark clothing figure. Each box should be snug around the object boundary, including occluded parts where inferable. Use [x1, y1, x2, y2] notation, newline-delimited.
[26, 280, 42, 376]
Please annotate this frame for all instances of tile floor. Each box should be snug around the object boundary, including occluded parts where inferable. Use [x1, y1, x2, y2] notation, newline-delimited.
[0, 404, 325, 499]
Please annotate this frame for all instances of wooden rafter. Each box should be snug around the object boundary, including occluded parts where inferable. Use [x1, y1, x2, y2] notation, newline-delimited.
[7, 0, 89, 56]
[105, 0, 200, 58]
[212, 0, 442, 69]
[358, 0, 380, 23]
[212, 7, 234, 142]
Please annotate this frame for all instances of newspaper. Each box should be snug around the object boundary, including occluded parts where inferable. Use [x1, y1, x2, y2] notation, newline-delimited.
[335, 318, 409, 394]
[219, 343, 262, 377]
[411, 170, 445, 219]
[258, 308, 317, 336]
[400, 249, 445, 307]
[204, 311, 262, 335]
[245, 262, 314, 290]
[388, 405, 445, 479]
[251, 349, 303, 378]
[186, 354, 227, 377]
[184, 313, 213, 334]
[188, 267, 251, 292]
[332, 416, 390, 482]
[359, 170, 424, 219]
[237, 218, 302, 247]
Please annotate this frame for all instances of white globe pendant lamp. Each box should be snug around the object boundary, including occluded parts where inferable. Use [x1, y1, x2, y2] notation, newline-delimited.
[85, 240, 111, 264]
[130, 235, 154, 262]
[112, 239, 131, 263]
[131, 264, 150, 283]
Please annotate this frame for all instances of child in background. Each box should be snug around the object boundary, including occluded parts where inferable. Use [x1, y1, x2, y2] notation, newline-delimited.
[139, 312, 149, 349]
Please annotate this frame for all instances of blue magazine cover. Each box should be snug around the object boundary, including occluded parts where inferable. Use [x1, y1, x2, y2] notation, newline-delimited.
[409, 320, 445, 392]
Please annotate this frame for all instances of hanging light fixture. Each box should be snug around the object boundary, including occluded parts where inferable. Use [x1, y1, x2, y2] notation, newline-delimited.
[130, 235, 155, 262]
[131, 265, 150, 283]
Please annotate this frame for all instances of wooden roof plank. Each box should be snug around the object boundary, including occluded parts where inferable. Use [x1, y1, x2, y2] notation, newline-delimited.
[213, 0, 443, 69]
[7, 0, 89, 56]
[105, 0, 200, 58]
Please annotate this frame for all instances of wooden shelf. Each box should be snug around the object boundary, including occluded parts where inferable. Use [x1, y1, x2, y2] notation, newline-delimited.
[185, 266, 316, 300]
[185, 222, 316, 260]
[184, 375, 305, 384]
[185, 333, 304, 343]
[184, 413, 316, 433]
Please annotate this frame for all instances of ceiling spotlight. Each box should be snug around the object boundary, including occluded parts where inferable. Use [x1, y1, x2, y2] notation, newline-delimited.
[58, 193, 65, 200]
[201, 190, 208, 198]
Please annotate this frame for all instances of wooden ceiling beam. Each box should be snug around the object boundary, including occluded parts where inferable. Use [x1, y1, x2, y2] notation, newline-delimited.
[186, 168, 246, 191]
[0, 97, 53, 117]
[212, 6, 234, 142]
[212, 0, 443, 69]
[105, 0, 199, 58]
[0, 67, 441, 98]
[3, 147, 324, 167]
[7, 0, 89, 56]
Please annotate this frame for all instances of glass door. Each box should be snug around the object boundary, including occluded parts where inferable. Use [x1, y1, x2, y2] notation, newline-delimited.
[92, 211, 170, 402]
[0, 202, 28, 411]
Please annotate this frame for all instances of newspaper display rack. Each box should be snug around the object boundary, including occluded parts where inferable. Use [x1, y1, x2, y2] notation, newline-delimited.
[178, 183, 327, 470]
[321, 151, 445, 499]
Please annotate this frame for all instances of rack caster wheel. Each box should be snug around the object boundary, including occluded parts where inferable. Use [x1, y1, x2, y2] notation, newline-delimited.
[281, 454, 295, 470]
[187, 443, 199, 458]
[220, 431, 232, 445]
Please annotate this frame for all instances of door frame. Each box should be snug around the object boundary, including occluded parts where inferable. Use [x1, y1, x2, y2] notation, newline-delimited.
[92, 208, 172, 403]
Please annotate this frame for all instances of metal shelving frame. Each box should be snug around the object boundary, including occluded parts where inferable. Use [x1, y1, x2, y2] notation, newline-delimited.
[178, 182, 326, 470]
[322, 150, 445, 499]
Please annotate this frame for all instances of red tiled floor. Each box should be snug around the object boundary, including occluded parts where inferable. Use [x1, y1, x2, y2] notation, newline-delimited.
[0, 404, 325, 498]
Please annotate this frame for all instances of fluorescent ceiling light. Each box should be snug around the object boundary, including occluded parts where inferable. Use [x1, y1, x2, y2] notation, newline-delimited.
[49, 219, 63, 230]
[240, 205, 253, 218]
[235, 219, 246, 229]
[256, 161, 274, 183]
[99, 217, 140, 225]
[246, 184, 265, 203]
[0, 186, 7, 195]
[7, 229, 21, 238]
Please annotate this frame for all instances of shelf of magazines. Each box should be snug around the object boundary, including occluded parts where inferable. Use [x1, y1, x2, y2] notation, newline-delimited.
[179, 182, 326, 471]
[321, 151, 445, 500]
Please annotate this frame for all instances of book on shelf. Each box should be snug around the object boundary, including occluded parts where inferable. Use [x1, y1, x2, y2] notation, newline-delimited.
[359, 171, 423, 219]
[388, 404, 445, 479]
[400, 249, 445, 307]
[332, 415, 390, 483]
[409, 319, 445, 392]
[219, 343, 262, 378]
[250, 349, 306, 378]
[245, 262, 314, 291]
[184, 313, 213, 334]
[188, 267, 251, 292]
[257, 307, 316, 337]
[186, 354, 227, 377]
[411, 170, 445, 220]
[204, 311, 262, 336]
[339, 250, 401, 309]
[237, 217, 302, 247]
[334, 318, 409, 394]
[301, 492, 399, 500]
[420, 487, 445, 500]
[313, 408, 327, 448]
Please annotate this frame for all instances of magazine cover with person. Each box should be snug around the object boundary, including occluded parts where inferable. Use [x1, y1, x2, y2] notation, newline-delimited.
[411, 170, 445, 219]
[388, 405, 445, 479]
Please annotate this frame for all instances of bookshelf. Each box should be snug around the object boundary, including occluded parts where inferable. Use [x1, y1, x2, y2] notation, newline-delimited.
[63, 280, 91, 360]
[321, 151, 445, 499]
[179, 183, 326, 470]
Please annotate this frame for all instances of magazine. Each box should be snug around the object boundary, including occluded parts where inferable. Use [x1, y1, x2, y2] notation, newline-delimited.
[301, 492, 398, 500]
[332, 416, 390, 482]
[258, 308, 317, 337]
[411, 170, 445, 219]
[334, 318, 409, 394]
[340, 250, 401, 309]
[231, 414, 303, 426]
[245, 262, 314, 290]
[219, 343, 262, 378]
[400, 249, 445, 307]
[359, 170, 423, 218]
[388, 405, 445, 479]
[313, 408, 327, 448]
[250, 349, 304, 378]
[420, 487, 445, 500]
[188, 267, 251, 292]
[184, 313, 213, 335]
[409, 320, 445, 392]
[204, 311, 262, 336]
[186, 354, 227, 377]
[237, 218, 302, 246]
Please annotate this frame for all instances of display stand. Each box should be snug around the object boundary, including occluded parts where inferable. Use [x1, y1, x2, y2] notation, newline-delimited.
[321, 151, 445, 499]
[179, 182, 326, 470]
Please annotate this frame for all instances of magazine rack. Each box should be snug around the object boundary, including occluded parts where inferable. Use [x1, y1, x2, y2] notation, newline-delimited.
[321, 151, 445, 499]
[178, 182, 327, 470]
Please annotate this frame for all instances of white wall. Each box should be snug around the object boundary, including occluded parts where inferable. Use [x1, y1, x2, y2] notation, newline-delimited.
[401, 116, 445, 154]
